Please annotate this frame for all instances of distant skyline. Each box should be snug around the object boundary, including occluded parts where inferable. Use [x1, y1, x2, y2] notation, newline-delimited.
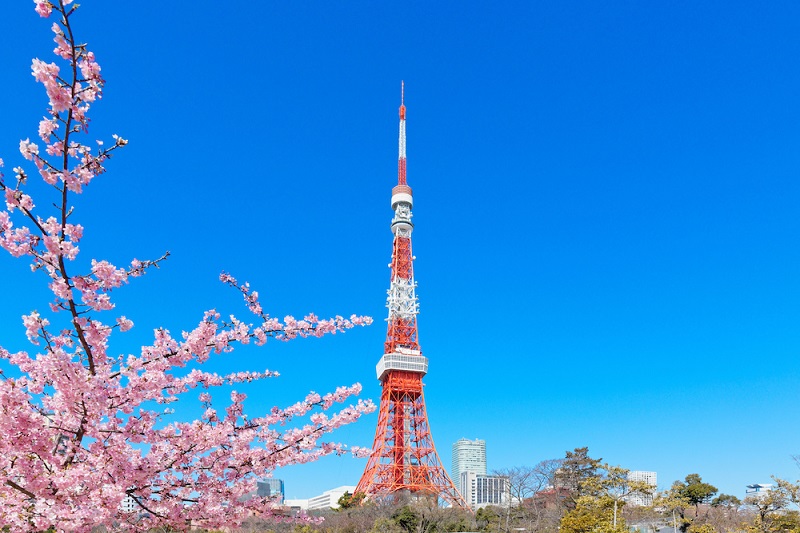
[1, 1, 800, 502]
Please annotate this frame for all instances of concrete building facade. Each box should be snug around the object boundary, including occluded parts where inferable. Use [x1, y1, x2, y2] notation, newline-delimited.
[746, 483, 773, 501]
[627, 471, 657, 506]
[452, 438, 487, 495]
[460, 471, 509, 509]
[306, 485, 357, 511]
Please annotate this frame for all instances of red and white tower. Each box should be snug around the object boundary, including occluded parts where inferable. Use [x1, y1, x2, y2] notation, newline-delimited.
[355, 84, 467, 508]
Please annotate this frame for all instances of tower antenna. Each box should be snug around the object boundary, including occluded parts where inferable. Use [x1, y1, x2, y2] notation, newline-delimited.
[397, 81, 407, 185]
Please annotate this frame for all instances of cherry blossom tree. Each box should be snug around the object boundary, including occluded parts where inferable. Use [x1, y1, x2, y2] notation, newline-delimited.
[0, 1, 374, 531]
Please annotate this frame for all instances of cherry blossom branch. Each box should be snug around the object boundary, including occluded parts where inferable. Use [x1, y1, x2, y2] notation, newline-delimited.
[0, 2, 374, 530]
[5, 479, 36, 499]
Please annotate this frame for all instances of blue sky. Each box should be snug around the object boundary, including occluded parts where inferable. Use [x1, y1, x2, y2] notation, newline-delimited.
[2, 1, 800, 501]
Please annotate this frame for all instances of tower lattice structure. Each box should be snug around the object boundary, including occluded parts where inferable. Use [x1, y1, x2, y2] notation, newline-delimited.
[355, 85, 467, 508]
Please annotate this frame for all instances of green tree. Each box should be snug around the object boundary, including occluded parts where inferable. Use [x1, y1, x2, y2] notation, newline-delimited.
[391, 506, 419, 533]
[686, 524, 716, 533]
[560, 495, 627, 533]
[745, 485, 792, 533]
[769, 511, 800, 533]
[654, 488, 692, 532]
[711, 494, 741, 508]
[674, 474, 718, 517]
[774, 477, 800, 505]
[594, 464, 654, 529]
[337, 491, 366, 511]
[370, 517, 406, 533]
[440, 513, 471, 533]
[554, 447, 602, 508]
[559, 462, 654, 533]
[704, 493, 743, 533]
[475, 506, 502, 532]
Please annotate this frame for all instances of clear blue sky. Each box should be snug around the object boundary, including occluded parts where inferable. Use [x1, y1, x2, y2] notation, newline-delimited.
[1, 1, 800, 501]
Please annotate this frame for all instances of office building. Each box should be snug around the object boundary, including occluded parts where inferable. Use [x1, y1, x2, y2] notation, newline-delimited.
[306, 485, 356, 511]
[257, 478, 285, 504]
[283, 498, 308, 511]
[627, 471, 657, 506]
[460, 472, 509, 509]
[452, 438, 487, 495]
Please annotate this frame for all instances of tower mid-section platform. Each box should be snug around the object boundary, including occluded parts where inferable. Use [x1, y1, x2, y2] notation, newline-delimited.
[376, 349, 428, 380]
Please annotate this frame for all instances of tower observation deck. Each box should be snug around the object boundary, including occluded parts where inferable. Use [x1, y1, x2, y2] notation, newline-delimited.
[354, 84, 467, 508]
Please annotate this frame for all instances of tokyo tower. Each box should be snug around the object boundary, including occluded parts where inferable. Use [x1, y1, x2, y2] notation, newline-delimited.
[354, 84, 467, 508]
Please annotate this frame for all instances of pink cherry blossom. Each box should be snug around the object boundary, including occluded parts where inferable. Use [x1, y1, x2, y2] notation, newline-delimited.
[47, 83, 72, 112]
[52, 23, 71, 59]
[0, 2, 374, 530]
[19, 138, 39, 160]
[31, 58, 59, 84]
[34, 1, 52, 17]
[38, 117, 59, 141]
[116, 316, 134, 331]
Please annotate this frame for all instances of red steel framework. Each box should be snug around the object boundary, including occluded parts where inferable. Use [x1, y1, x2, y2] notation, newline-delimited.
[354, 84, 467, 508]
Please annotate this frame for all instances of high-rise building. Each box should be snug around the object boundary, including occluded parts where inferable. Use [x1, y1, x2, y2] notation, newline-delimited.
[355, 85, 466, 508]
[460, 471, 509, 509]
[257, 478, 285, 504]
[627, 471, 657, 506]
[452, 439, 487, 495]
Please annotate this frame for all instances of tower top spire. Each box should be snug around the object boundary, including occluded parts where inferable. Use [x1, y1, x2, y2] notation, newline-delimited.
[399, 80, 406, 120]
[396, 81, 408, 186]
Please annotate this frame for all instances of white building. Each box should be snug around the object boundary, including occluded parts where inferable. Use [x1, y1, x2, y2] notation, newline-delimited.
[306, 485, 357, 511]
[452, 438, 487, 495]
[627, 471, 657, 506]
[460, 472, 509, 509]
[284, 498, 309, 511]
[746, 483, 773, 501]
[120, 495, 137, 513]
